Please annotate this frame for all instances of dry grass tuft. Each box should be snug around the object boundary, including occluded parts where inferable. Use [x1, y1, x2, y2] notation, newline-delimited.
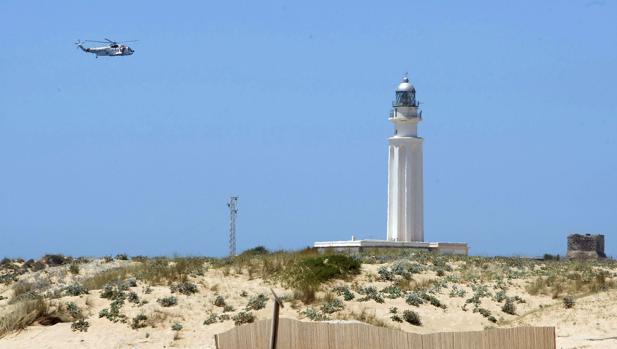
[0, 298, 48, 338]
[335, 308, 390, 328]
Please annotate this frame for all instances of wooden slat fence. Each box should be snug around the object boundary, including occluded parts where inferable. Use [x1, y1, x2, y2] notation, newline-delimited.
[215, 318, 555, 349]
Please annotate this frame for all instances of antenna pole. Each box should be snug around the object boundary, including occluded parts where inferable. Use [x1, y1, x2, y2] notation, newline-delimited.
[227, 196, 239, 257]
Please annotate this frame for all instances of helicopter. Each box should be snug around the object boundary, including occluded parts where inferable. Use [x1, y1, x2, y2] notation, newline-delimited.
[76, 38, 137, 58]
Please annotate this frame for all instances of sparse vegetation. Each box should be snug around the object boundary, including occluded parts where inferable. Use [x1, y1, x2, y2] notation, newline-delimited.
[501, 298, 516, 315]
[214, 295, 226, 307]
[64, 283, 88, 297]
[69, 263, 80, 275]
[131, 314, 148, 329]
[403, 310, 422, 326]
[320, 298, 344, 314]
[563, 295, 575, 309]
[171, 281, 198, 295]
[282, 254, 361, 304]
[157, 296, 178, 307]
[246, 294, 267, 310]
[232, 310, 255, 325]
[71, 319, 89, 332]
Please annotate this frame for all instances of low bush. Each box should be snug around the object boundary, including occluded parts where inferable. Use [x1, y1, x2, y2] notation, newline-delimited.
[64, 284, 88, 297]
[69, 264, 80, 275]
[320, 299, 344, 314]
[301, 307, 328, 321]
[131, 314, 148, 329]
[214, 295, 226, 307]
[403, 310, 422, 326]
[405, 293, 424, 307]
[203, 313, 219, 325]
[171, 282, 198, 295]
[232, 310, 255, 325]
[357, 286, 384, 304]
[563, 296, 575, 309]
[157, 296, 177, 307]
[501, 298, 516, 315]
[333, 286, 355, 301]
[70, 319, 89, 332]
[127, 291, 139, 304]
[239, 246, 269, 256]
[65, 302, 81, 318]
[390, 314, 403, 322]
[282, 255, 360, 304]
[246, 294, 267, 310]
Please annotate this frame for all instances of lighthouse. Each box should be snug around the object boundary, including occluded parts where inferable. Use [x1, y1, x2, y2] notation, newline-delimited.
[314, 73, 468, 255]
[387, 75, 424, 242]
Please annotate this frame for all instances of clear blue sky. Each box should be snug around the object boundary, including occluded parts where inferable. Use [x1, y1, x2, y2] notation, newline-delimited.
[1, 1, 616, 259]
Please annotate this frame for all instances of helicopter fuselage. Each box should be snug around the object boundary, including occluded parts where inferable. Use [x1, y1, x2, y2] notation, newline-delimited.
[78, 44, 134, 57]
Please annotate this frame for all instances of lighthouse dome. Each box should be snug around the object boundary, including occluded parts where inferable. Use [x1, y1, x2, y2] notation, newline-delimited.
[396, 76, 415, 92]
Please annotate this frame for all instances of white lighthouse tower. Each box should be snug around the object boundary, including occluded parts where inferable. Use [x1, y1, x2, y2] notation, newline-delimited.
[387, 75, 424, 242]
[314, 74, 468, 255]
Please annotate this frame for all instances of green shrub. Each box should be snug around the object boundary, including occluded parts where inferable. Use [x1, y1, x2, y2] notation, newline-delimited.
[563, 296, 575, 309]
[69, 264, 80, 275]
[301, 307, 328, 321]
[99, 299, 126, 323]
[357, 286, 384, 303]
[171, 322, 183, 331]
[71, 319, 89, 332]
[115, 254, 129, 260]
[64, 284, 88, 297]
[333, 286, 355, 301]
[240, 246, 269, 256]
[65, 302, 81, 318]
[157, 296, 177, 307]
[381, 285, 403, 299]
[131, 314, 147, 329]
[246, 294, 267, 310]
[501, 298, 516, 315]
[403, 310, 422, 326]
[214, 295, 226, 307]
[389, 307, 398, 314]
[377, 266, 394, 281]
[283, 255, 360, 303]
[391, 314, 403, 322]
[405, 293, 424, 307]
[449, 286, 466, 298]
[320, 299, 344, 314]
[476, 307, 491, 318]
[494, 290, 506, 303]
[127, 291, 139, 304]
[232, 311, 255, 325]
[203, 313, 218, 325]
[171, 282, 198, 295]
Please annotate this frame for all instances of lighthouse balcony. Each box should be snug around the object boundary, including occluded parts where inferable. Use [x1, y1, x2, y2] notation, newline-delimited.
[389, 109, 422, 120]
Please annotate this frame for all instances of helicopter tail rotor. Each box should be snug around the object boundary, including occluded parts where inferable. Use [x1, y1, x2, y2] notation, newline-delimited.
[75, 40, 88, 52]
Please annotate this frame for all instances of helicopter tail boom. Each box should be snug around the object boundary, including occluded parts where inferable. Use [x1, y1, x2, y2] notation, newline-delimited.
[75, 40, 90, 52]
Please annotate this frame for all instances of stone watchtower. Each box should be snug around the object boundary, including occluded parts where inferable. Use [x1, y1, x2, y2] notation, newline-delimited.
[567, 233, 606, 260]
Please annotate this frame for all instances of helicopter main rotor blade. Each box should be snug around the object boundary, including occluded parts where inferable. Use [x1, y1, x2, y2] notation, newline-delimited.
[104, 38, 115, 44]
[118, 40, 139, 43]
[84, 40, 109, 43]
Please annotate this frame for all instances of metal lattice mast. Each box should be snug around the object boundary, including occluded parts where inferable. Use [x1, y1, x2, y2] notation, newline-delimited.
[227, 196, 238, 257]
